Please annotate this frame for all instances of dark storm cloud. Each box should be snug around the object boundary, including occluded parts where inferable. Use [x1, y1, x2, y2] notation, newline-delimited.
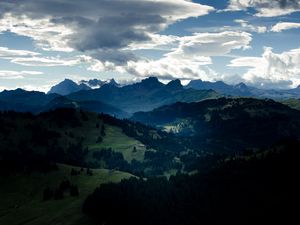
[91, 49, 138, 65]
[277, 0, 299, 8]
[0, 0, 214, 64]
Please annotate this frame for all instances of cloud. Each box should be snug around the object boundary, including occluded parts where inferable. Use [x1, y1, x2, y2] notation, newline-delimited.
[226, 0, 300, 17]
[88, 31, 252, 81]
[234, 20, 267, 33]
[0, 47, 83, 67]
[271, 22, 300, 32]
[171, 31, 252, 57]
[127, 34, 180, 51]
[10, 56, 83, 67]
[0, 47, 40, 58]
[0, 14, 74, 52]
[228, 47, 300, 88]
[0, 0, 214, 54]
[0, 70, 43, 79]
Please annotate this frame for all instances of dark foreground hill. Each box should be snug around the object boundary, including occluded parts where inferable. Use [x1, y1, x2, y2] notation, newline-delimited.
[0, 108, 191, 177]
[83, 139, 299, 225]
[132, 97, 300, 152]
[1, 106, 299, 225]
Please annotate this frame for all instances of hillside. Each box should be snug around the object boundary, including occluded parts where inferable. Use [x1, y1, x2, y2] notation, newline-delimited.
[0, 89, 59, 112]
[82, 139, 299, 225]
[281, 98, 300, 110]
[42, 96, 129, 118]
[132, 98, 300, 152]
[0, 109, 175, 225]
[0, 108, 190, 177]
[0, 164, 132, 225]
[0, 89, 128, 118]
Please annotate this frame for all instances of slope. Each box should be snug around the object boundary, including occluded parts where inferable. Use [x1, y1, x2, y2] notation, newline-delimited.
[132, 97, 300, 152]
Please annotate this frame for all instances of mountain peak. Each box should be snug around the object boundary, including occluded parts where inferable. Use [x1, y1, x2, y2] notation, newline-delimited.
[107, 78, 119, 86]
[80, 79, 105, 88]
[166, 79, 182, 90]
[188, 79, 203, 86]
[235, 82, 248, 89]
[140, 77, 163, 89]
[48, 79, 91, 95]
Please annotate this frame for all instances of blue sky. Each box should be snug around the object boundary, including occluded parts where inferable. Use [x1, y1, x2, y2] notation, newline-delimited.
[0, 0, 300, 92]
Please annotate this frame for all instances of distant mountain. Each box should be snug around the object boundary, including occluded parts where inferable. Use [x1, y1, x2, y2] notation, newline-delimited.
[48, 79, 91, 95]
[186, 80, 256, 97]
[132, 97, 300, 153]
[79, 78, 120, 89]
[0, 89, 59, 112]
[0, 88, 128, 117]
[42, 96, 129, 118]
[68, 77, 219, 113]
[186, 79, 300, 99]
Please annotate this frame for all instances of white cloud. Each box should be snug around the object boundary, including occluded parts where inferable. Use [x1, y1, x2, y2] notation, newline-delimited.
[0, 47, 40, 58]
[228, 47, 300, 88]
[0, 46, 83, 67]
[0, 70, 43, 79]
[21, 84, 55, 93]
[127, 34, 180, 51]
[10, 56, 83, 67]
[88, 31, 252, 81]
[271, 22, 300, 32]
[172, 31, 252, 57]
[0, 0, 214, 54]
[234, 20, 267, 33]
[226, 0, 300, 17]
[0, 14, 74, 52]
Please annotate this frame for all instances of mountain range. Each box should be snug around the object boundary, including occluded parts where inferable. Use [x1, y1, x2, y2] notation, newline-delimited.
[48, 78, 300, 99]
[2, 78, 300, 225]
[2, 77, 300, 117]
[186, 79, 300, 99]
[67, 77, 218, 113]
[48, 78, 120, 96]
[0, 77, 218, 115]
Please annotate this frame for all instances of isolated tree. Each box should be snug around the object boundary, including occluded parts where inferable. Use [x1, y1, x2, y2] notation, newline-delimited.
[101, 125, 106, 136]
[70, 184, 79, 196]
[43, 187, 53, 201]
[54, 188, 64, 200]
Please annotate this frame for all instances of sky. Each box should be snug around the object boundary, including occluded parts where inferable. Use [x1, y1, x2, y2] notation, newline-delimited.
[0, 0, 300, 92]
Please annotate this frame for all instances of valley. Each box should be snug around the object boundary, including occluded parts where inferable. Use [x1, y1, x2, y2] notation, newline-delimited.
[1, 77, 300, 225]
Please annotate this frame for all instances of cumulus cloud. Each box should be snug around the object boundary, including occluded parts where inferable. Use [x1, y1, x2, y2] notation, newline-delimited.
[127, 34, 180, 51]
[228, 47, 300, 88]
[171, 31, 252, 57]
[234, 20, 267, 33]
[226, 0, 300, 17]
[88, 31, 252, 81]
[0, 14, 74, 52]
[0, 70, 43, 79]
[0, 0, 214, 54]
[271, 22, 300, 32]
